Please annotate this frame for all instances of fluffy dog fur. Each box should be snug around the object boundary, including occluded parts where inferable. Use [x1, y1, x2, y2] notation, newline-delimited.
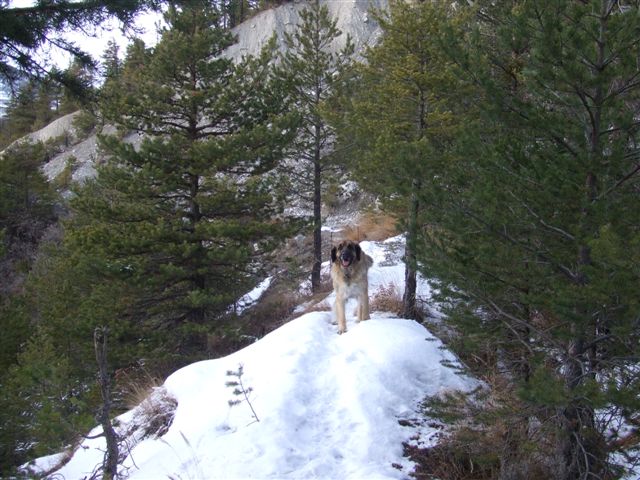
[330, 240, 373, 334]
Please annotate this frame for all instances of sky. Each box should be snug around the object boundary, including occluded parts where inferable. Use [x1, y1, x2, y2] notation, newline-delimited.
[9, 0, 163, 61]
[1, 2, 164, 111]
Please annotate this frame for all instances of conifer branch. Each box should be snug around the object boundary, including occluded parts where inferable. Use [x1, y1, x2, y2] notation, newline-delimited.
[225, 364, 259, 424]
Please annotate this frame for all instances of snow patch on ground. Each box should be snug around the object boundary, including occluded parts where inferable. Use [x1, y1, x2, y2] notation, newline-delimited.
[46, 314, 475, 480]
[233, 276, 273, 313]
[33, 232, 478, 480]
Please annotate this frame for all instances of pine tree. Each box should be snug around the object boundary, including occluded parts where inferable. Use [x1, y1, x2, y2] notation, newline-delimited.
[335, 0, 464, 318]
[59, 57, 96, 113]
[0, 327, 94, 474]
[100, 38, 149, 120]
[101, 39, 123, 85]
[0, 0, 155, 87]
[277, 0, 354, 292]
[413, 1, 640, 476]
[0, 141, 57, 273]
[2, 81, 39, 142]
[67, 1, 296, 360]
[221, 0, 259, 28]
[33, 80, 60, 129]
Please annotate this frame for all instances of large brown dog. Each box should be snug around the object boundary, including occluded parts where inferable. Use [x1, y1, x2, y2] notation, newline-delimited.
[330, 240, 373, 334]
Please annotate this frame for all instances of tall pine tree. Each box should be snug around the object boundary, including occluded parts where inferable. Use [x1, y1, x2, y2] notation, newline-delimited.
[67, 1, 296, 360]
[413, 1, 640, 476]
[277, 0, 354, 292]
[335, 0, 465, 318]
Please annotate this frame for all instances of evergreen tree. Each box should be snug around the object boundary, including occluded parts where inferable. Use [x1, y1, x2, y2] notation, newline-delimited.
[221, 0, 258, 28]
[0, 141, 56, 261]
[0, 327, 94, 475]
[0, 142, 64, 474]
[0, 0, 156, 87]
[68, 1, 296, 361]
[335, 0, 464, 318]
[2, 81, 38, 143]
[59, 58, 96, 113]
[101, 39, 123, 85]
[277, 0, 354, 292]
[32, 80, 59, 129]
[1, 73, 73, 147]
[100, 38, 149, 119]
[413, 1, 640, 476]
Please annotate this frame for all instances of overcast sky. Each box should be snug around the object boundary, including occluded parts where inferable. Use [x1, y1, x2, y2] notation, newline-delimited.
[33, 5, 163, 73]
[1, 2, 163, 111]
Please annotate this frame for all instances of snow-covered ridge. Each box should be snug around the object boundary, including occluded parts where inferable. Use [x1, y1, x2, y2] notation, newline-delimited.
[25, 236, 477, 479]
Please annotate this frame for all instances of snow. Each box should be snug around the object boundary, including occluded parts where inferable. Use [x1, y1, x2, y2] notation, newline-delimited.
[125, 315, 471, 480]
[28, 236, 478, 480]
[233, 276, 273, 313]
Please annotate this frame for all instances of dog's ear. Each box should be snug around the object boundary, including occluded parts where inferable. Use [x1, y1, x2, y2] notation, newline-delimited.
[331, 246, 337, 263]
[354, 243, 361, 261]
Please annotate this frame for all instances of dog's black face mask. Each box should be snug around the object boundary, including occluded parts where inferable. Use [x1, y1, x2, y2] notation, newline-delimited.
[331, 242, 362, 268]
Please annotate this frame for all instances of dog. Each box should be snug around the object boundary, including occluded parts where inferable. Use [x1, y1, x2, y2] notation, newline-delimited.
[330, 240, 373, 334]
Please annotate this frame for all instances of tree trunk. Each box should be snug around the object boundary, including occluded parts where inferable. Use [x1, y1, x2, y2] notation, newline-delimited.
[188, 172, 207, 325]
[311, 121, 322, 293]
[402, 179, 420, 319]
[94, 326, 119, 480]
[558, 4, 608, 475]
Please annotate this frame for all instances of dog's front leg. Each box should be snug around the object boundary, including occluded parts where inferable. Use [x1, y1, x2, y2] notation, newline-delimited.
[362, 291, 370, 321]
[357, 290, 370, 323]
[335, 295, 347, 334]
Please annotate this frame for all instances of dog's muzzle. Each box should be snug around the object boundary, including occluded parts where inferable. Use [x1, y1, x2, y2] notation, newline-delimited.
[340, 251, 354, 268]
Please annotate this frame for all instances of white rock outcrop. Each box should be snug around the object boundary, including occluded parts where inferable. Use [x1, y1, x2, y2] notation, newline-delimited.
[225, 0, 385, 59]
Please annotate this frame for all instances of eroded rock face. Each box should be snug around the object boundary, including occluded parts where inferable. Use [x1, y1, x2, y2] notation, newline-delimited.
[224, 0, 386, 59]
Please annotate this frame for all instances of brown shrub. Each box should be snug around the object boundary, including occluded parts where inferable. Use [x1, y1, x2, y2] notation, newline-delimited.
[115, 385, 178, 446]
[131, 387, 178, 440]
[207, 280, 303, 358]
[115, 366, 164, 411]
[339, 211, 398, 243]
[298, 276, 334, 314]
[406, 378, 568, 480]
[370, 282, 403, 315]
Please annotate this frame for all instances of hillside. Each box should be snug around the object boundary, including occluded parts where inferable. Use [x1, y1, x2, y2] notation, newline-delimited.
[6, 1, 640, 478]
[24, 237, 477, 479]
[15, 0, 386, 188]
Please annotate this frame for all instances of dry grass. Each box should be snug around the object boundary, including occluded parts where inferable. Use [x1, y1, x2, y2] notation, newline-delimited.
[135, 387, 178, 439]
[112, 367, 178, 443]
[300, 299, 332, 314]
[370, 282, 403, 315]
[338, 211, 399, 243]
[115, 366, 164, 410]
[404, 373, 578, 480]
[118, 385, 178, 444]
[404, 388, 504, 480]
[298, 277, 334, 314]
[303, 281, 404, 317]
